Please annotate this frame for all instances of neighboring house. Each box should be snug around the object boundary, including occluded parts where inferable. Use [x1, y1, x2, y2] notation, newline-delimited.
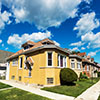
[0, 50, 13, 78]
[6, 38, 71, 86]
[69, 55, 82, 77]
[77, 52, 99, 78]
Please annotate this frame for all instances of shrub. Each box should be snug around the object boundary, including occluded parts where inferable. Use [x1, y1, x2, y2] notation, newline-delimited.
[60, 68, 78, 85]
[97, 72, 100, 77]
[79, 72, 88, 79]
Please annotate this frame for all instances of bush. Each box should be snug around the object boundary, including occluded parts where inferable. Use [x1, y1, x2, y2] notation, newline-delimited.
[97, 72, 100, 77]
[79, 72, 88, 79]
[60, 68, 78, 85]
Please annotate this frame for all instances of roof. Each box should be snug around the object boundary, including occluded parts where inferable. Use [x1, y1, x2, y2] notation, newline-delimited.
[22, 40, 35, 47]
[69, 55, 82, 60]
[7, 38, 70, 60]
[77, 52, 86, 56]
[0, 50, 14, 63]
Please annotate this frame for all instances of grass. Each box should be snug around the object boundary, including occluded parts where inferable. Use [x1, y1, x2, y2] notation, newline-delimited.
[0, 88, 51, 100]
[42, 78, 100, 97]
[98, 96, 100, 100]
[0, 82, 12, 89]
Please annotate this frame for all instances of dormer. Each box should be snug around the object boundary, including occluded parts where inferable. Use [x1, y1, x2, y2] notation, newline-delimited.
[21, 41, 35, 50]
[41, 38, 55, 45]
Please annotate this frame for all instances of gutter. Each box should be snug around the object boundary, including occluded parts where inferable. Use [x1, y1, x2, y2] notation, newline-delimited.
[6, 45, 71, 61]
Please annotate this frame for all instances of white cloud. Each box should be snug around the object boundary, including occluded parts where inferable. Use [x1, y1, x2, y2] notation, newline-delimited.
[74, 12, 100, 36]
[0, 39, 2, 43]
[0, 11, 11, 33]
[70, 41, 84, 47]
[53, 41, 60, 46]
[82, 32, 100, 48]
[5, 47, 8, 50]
[88, 50, 100, 57]
[2, 44, 4, 47]
[7, 31, 51, 48]
[1, 0, 89, 30]
[81, 47, 85, 50]
[71, 47, 80, 51]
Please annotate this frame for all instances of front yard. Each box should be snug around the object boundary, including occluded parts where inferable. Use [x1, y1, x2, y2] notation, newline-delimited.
[0, 88, 51, 100]
[0, 82, 12, 89]
[42, 78, 100, 97]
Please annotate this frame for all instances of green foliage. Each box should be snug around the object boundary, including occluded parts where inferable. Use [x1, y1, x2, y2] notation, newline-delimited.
[79, 72, 88, 79]
[60, 68, 78, 85]
[94, 70, 98, 73]
[97, 72, 100, 77]
[71, 51, 80, 54]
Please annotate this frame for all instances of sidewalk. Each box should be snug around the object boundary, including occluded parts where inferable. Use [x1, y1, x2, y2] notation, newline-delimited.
[75, 80, 100, 100]
[0, 80, 74, 100]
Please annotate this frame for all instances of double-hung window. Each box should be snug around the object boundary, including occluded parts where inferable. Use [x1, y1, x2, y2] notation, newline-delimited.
[77, 62, 81, 69]
[71, 59, 75, 69]
[87, 65, 89, 71]
[58, 54, 67, 68]
[47, 52, 52, 66]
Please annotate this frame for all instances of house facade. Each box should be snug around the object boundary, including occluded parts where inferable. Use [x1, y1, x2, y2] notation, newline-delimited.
[7, 39, 71, 86]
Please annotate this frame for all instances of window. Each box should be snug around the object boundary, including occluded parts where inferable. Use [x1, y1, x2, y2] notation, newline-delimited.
[29, 66, 32, 77]
[47, 52, 52, 66]
[11, 75, 15, 80]
[77, 62, 81, 69]
[71, 59, 75, 69]
[87, 65, 89, 71]
[19, 76, 21, 81]
[24, 56, 27, 69]
[57, 54, 66, 68]
[19, 57, 23, 69]
[47, 78, 53, 84]
[83, 65, 85, 71]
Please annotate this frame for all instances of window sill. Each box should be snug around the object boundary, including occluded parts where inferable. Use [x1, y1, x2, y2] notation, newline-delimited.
[19, 68, 22, 70]
[24, 76, 32, 78]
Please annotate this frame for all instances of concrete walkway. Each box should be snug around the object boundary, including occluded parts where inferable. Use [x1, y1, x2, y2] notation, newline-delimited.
[0, 87, 14, 91]
[75, 81, 100, 100]
[0, 80, 74, 100]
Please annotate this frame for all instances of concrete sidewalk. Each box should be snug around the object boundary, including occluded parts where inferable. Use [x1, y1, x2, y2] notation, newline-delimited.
[75, 80, 100, 100]
[0, 80, 74, 100]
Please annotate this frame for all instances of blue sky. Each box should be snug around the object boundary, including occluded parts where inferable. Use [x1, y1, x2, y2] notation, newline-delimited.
[0, 0, 100, 63]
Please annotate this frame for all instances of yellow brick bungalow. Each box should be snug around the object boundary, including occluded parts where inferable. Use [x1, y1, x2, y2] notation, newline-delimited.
[6, 38, 71, 86]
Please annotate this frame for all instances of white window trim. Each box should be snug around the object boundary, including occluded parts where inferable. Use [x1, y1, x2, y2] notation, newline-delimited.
[77, 62, 81, 70]
[58, 54, 67, 68]
[19, 57, 23, 69]
[71, 59, 75, 69]
[47, 52, 53, 67]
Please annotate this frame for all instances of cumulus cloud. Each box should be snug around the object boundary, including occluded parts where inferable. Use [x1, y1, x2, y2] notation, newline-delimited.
[7, 31, 51, 48]
[1, 0, 89, 30]
[74, 12, 100, 36]
[0, 39, 2, 43]
[53, 41, 60, 46]
[81, 47, 85, 50]
[71, 47, 80, 51]
[88, 50, 100, 56]
[0, 11, 11, 33]
[82, 32, 100, 48]
[70, 41, 84, 47]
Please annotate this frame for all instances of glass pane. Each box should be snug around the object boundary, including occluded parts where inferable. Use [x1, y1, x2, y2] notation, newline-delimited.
[48, 60, 52, 66]
[48, 53, 52, 59]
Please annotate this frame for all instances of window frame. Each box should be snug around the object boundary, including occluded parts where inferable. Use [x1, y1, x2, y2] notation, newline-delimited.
[19, 57, 23, 69]
[47, 78, 54, 84]
[71, 59, 75, 69]
[77, 61, 81, 70]
[47, 52, 53, 67]
[57, 54, 67, 68]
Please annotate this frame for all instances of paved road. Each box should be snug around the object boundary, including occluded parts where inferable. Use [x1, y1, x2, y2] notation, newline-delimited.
[0, 80, 74, 100]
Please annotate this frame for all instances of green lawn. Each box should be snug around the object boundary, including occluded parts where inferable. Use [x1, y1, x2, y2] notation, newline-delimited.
[0, 88, 51, 100]
[0, 82, 12, 89]
[42, 78, 100, 97]
[98, 96, 100, 100]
